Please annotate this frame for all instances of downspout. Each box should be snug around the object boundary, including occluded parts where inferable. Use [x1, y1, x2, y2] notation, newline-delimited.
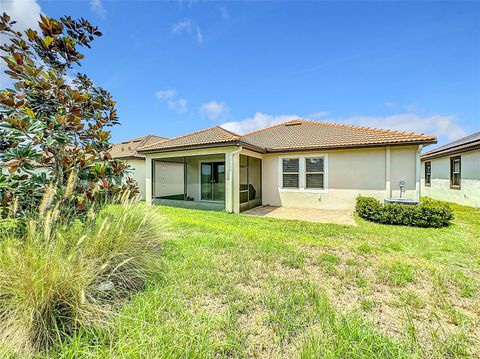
[229, 145, 243, 213]
[416, 145, 423, 202]
[385, 147, 391, 199]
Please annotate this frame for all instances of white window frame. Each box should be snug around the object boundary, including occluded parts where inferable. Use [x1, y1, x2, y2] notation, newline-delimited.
[305, 156, 326, 190]
[280, 157, 300, 189]
[278, 153, 328, 193]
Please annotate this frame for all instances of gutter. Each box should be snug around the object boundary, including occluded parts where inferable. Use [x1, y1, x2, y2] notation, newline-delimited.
[137, 141, 265, 155]
[263, 140, 437, 153]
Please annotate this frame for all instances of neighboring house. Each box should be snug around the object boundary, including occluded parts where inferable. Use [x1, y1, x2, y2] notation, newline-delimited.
[421, 131, 480, 207]
[111, 135, 167, 199]
[136, 119, 436, 213]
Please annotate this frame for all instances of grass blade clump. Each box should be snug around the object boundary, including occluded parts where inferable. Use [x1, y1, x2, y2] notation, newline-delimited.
[0, 196, 166, 355]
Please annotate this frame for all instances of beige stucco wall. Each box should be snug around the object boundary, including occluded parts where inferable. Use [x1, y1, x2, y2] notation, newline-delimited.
[125, 159, 147, 200]
[262, 146, 419, 210]
[421, 149, 480, 207]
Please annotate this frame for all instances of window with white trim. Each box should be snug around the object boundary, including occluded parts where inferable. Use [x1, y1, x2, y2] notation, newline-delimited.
[450, 156, 461, 189]
[282, 158, 299, 188]
[279, 154, 328, 192]
[305, 157, 324, 189]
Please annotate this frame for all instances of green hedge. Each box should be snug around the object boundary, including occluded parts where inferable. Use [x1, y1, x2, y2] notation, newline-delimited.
[356, 196, 454, 228]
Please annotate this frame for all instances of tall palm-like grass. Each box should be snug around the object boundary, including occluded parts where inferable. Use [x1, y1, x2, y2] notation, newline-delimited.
[0, 191, 166, 355]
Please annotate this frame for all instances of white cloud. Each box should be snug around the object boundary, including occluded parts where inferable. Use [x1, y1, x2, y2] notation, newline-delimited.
[0, 0, 42, 87]
[384, 101, 395, 109]
[220, 111, 466, 141]
[309, 111, 328, 119]
[90, 0, 106, 17]
[63, 73, 75, 86]
[168, 98, 188, 113]
[171, 18, 203, 43]
[155, 88, 187, 113]
[200, 100, 228, 120]
[171, 19, 192, 34]
[0, 0, 41, 36]
[221, 112, 299, 134]
[155, 89, 177, 100]
[334, 113, 466, 141]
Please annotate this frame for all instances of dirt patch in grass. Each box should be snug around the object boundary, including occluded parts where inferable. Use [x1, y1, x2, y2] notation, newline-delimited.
[229, 243, 480, 356]
[189, 294, 229, 316]
[238, 306, 280, 359]
[293, 244, 480, 356]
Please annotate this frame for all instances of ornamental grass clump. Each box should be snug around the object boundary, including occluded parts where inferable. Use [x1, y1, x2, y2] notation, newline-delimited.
[0, 192, 166, 355]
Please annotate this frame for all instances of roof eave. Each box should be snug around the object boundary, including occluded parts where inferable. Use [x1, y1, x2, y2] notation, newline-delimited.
[421, 141, 480, 161]
[138, 141, 239, 154]
[112, 155, 145, 160]
[263, 139, 437, 153]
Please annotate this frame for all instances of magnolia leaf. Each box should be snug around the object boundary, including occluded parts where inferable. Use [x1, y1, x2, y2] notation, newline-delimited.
[25, 107, 35, 118]
[5, 118, 27, 130]
[26, 29, 37, 40]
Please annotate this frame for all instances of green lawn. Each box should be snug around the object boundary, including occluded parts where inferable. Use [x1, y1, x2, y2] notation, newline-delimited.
[50, 204, 479, 358]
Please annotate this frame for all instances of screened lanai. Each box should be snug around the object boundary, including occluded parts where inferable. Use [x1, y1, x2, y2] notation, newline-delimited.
[150, 152, 262, 212]
[152, 153, 226, 211]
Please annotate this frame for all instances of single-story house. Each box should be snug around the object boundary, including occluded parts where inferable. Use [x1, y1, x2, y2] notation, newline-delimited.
[111, 135, 167, 199]
[136, 119, 436, 213]
[421, 131, 480, 207]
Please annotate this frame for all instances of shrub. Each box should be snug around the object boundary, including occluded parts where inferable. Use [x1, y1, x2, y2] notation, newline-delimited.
[356, 196, 453, 228]
[0, 199, 166, 355]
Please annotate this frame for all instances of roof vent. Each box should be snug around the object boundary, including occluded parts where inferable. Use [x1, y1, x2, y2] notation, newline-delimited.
[285, 120, 303, 127]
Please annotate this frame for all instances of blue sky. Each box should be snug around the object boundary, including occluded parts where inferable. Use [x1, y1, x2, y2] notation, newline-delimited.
[2, 0, 480, 146]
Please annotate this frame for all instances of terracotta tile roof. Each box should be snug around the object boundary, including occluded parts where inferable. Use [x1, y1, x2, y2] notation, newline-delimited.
[421, 131, 480, 160]
[137, 119, 436, 154]
[111, 135, 168, 159]
[241, 119, 436, 152]
[138, 126, 241, 152]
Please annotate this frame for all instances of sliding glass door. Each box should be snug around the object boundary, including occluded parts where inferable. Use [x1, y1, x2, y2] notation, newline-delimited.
[201, 162, 225, 201]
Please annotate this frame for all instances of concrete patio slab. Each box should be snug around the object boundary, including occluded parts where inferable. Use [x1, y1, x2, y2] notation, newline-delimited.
[242, 206, 356, 225]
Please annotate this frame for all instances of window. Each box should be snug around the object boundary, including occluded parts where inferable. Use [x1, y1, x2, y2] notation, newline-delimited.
[282, 158, 299, 188]
[305, 157, 324, 189]
[424, 161, 431, 186]
[450, 156, 461, 189]
[279, 155, 328, 192]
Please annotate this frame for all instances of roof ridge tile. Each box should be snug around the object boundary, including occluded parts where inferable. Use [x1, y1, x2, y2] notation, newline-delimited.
[242, 118, 434, 140]
[241, 119, 304, 137]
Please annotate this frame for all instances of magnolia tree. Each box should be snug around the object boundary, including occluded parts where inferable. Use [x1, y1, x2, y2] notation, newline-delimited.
[0, 13, 137, 217]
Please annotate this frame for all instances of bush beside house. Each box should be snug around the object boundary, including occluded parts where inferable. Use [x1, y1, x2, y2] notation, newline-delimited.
[356, 196, 454, 228]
